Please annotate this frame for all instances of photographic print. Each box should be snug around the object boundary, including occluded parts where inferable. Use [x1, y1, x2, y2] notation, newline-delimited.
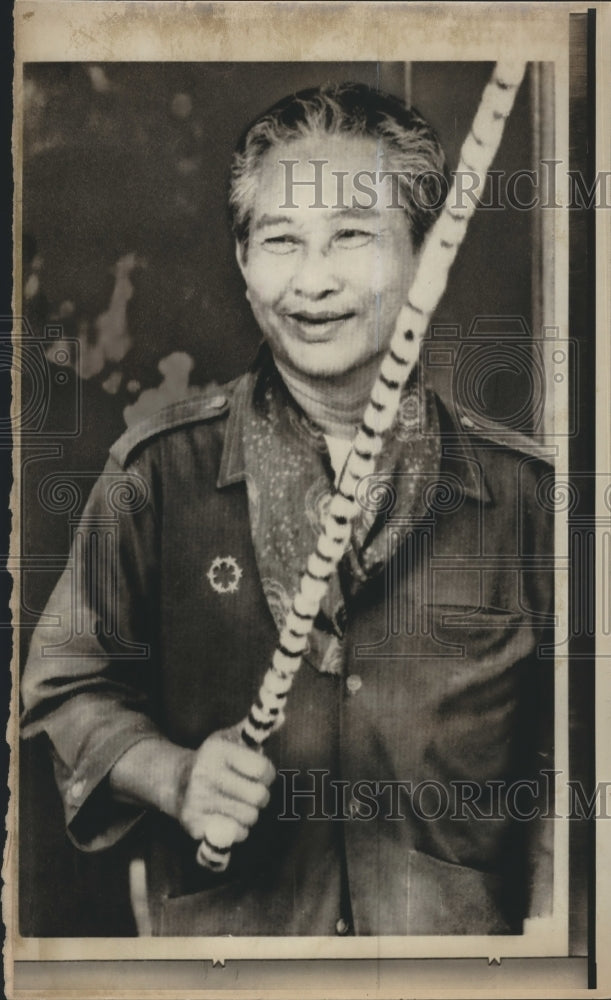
[5, 2, 609, 997]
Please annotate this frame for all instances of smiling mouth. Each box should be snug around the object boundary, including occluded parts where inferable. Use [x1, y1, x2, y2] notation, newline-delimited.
[289, 311, 355, 326]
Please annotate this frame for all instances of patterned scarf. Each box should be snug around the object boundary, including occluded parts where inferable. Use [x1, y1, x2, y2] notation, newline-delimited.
[241, 351, 441, 675]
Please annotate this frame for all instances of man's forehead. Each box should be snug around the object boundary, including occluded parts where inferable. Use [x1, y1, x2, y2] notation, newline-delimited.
[252, 133, 402, 221]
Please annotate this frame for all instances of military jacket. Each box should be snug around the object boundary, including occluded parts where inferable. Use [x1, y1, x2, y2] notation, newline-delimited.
[21, 369, 555, 936]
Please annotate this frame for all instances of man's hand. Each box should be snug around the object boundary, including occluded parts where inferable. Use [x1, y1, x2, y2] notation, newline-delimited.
[109, 729, 276, 843]
[177, 727, 276, 843]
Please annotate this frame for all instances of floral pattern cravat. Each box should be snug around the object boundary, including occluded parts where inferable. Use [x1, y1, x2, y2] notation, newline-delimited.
[241, 353, 441, 675]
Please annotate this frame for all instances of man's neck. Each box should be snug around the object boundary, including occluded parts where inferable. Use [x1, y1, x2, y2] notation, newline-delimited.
[275, 356, 381, 440]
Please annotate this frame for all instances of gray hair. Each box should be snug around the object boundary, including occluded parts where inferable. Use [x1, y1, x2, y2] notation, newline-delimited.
[229, 82, 449, 252]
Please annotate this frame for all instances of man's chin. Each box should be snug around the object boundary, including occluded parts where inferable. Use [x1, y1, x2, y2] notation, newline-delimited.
[264, 329, 387, 383]
[278, 342, 334, 368]
[276, 350, 381, 384]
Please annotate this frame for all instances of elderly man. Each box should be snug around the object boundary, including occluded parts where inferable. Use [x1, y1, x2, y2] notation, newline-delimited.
[22, 83, 554, 936]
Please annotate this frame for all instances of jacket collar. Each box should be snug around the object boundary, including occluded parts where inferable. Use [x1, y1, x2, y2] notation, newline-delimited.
[217, 365, 492, 505]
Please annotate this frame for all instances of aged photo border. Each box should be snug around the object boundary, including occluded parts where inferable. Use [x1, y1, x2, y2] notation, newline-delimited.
[5, 1, 611, 997]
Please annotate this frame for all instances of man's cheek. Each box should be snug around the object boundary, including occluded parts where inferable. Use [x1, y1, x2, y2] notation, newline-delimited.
[376, 269, 412, 311]
[365, 251, 399, 288]
[365, 290, 405, 342]
[364, 274, 403, 315]
[350, 249, 382, 284]
[244, 291, 273, 335]
[248, 265, 291, 305]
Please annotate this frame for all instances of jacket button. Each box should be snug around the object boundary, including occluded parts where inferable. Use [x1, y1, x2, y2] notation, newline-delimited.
[208, 394, 227, 409]
[335, 917, 350, 935]
[69, 779, 85, 801]
[346, 674, 362, 694]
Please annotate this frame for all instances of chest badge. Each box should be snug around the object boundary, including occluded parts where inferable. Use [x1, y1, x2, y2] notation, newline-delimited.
[206, 555, 243, 594]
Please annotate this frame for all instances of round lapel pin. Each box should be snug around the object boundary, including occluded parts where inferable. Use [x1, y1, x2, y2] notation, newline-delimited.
[207, 555, 243, 594]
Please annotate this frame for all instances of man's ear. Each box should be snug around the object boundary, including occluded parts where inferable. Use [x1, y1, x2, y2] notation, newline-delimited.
[235, 242, 252, 303]
[235, 240, 248, 278]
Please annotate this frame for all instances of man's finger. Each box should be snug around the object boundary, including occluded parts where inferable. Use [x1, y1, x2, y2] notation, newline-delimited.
[224, 742, 276, 785]
[230, 822, 250, 843]
[187, 808, 250, 844]
[215, 770, 271, 811]
[183, 784, 258, 835]
[214, 795, 260, 829]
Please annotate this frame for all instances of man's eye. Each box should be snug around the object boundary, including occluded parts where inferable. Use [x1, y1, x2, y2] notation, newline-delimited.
[334, 229, 377, 248]
[261, 235, 299, 254]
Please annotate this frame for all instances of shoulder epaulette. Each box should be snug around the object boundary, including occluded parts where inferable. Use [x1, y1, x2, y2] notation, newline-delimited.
[457, 411, 555, 465]
[110, 384, 234, 469]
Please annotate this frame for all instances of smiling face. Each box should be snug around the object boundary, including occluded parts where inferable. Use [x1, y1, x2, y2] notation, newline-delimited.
[237, 133, 419, 382]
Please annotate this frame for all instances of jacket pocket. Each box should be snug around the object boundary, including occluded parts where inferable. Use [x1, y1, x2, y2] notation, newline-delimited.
[406, 848, 514, 935]
[427, 604, 531, 660]
[424, 604, 534, 730]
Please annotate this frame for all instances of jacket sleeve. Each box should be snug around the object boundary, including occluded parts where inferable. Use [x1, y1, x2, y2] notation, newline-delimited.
[21, 451, 164, 851]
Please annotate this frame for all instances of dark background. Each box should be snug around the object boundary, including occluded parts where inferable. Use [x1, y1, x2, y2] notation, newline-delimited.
[19, 61, 539, 936]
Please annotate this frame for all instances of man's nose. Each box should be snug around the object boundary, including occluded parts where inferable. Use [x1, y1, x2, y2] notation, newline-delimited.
[290, 246, 342, 299]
